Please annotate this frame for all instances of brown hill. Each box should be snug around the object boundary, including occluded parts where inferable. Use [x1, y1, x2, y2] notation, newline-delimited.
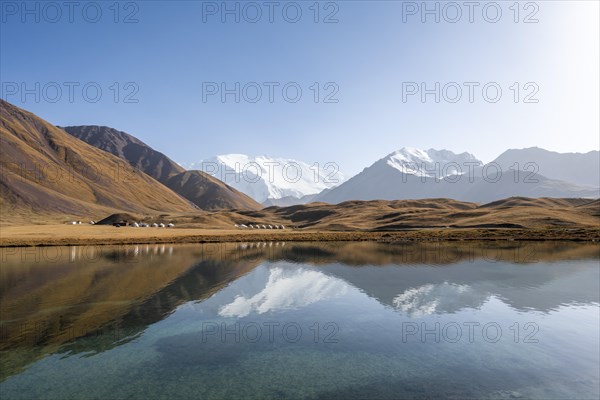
[96, 213, 140, 225]
[63, 125, 260, 211]
[0, 99, 195, 221]
[232, 197, 600, 231]
[165, 170, 261, 211]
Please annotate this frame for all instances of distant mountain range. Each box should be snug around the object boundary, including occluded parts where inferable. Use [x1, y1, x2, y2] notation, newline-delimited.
[185, 154, 345, 204]
[314, 147, 599, 204]
[183, 147, 598, 206]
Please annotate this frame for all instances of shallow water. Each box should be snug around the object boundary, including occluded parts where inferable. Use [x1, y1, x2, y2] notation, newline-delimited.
[0, 242, 599, 399]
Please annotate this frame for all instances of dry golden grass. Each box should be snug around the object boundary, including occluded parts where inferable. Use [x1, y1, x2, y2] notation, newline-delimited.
[1, 223, 599, 247]
[2, 196, 599, 246]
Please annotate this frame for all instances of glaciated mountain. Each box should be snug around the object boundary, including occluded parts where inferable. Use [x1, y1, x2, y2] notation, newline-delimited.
[382, 147, 481, 178]
[186, 154, 344, 204]
[315, 147, 599, 204]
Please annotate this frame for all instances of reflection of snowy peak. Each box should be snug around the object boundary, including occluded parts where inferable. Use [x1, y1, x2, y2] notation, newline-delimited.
[191, 264, 349, 318]
[392, 283, 486, 316]
[218, 266, 348, 317]
[185, 154, 344, 203]
[183, 253, 599, 319]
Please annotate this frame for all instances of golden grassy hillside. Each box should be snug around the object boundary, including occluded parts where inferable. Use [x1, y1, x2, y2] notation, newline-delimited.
[251, 197, 600, 230]
[0, 99, 196, 222]
[1, 197, 599, 246]
[165, 170, 261, 211]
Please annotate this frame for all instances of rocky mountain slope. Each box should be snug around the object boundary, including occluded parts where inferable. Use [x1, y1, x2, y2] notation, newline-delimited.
[62, 125, 185, 183]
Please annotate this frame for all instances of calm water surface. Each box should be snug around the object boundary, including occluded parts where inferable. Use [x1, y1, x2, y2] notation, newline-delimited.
[0, 242, 599, 399]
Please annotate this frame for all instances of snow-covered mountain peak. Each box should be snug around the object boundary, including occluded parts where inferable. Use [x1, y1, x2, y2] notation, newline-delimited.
[388, 147, 433, 163]
[384, 148, 481, 178]
[184, 154, 345, 203]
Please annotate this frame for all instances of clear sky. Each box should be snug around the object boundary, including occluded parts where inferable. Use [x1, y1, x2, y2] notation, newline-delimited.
[1, 0, 598, 177]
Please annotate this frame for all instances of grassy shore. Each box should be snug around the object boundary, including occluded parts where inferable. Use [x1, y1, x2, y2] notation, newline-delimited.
[1, 224, 599, 247]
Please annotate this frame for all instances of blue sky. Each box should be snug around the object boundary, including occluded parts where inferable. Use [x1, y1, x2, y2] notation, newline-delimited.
[1, 0, 598, 176]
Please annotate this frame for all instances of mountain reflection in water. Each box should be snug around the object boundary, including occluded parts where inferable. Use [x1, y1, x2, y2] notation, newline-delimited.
[0, 241, 598, 399]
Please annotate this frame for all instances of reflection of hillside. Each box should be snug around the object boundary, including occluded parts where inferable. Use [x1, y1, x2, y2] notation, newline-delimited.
[62, 258, 260, 357]
[259, 241, 600, 266]
[0, 245, 263, 380]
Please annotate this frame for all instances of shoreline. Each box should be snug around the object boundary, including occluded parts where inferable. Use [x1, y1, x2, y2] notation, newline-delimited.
[1, 225, 599, 247]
